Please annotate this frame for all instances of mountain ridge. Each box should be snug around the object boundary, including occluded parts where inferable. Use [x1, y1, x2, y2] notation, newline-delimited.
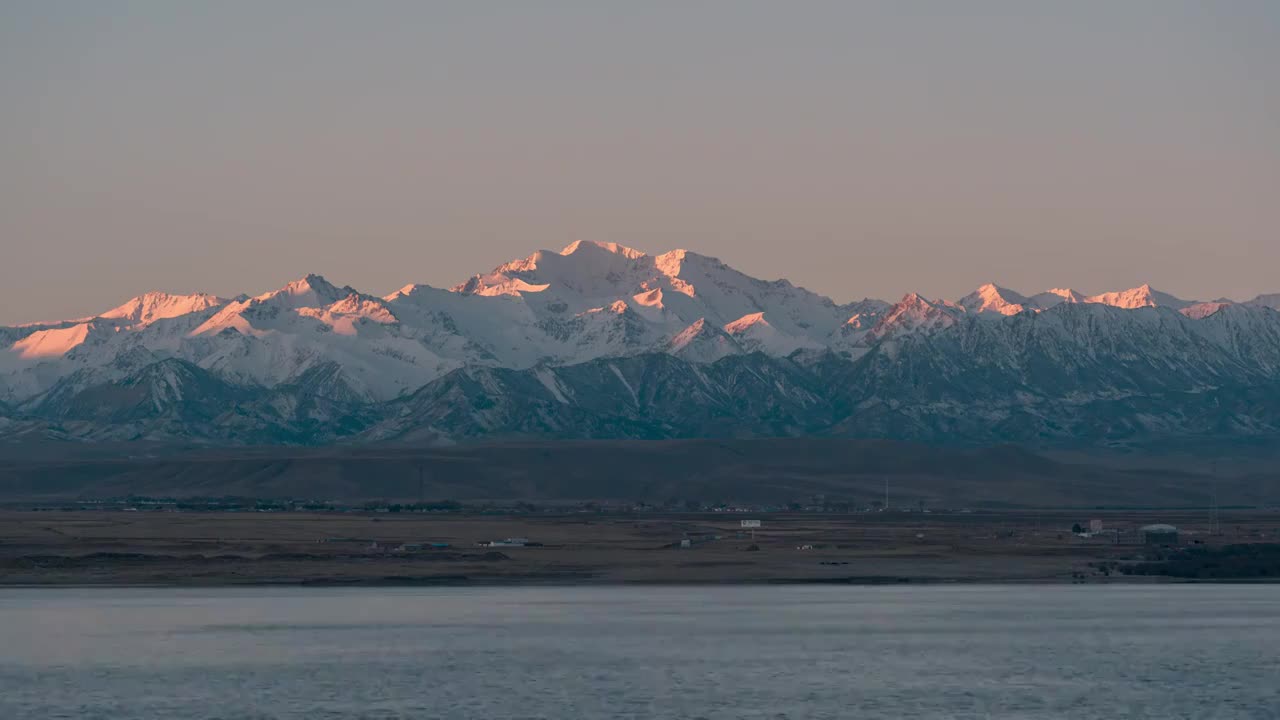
[3, 241, 1280, 446]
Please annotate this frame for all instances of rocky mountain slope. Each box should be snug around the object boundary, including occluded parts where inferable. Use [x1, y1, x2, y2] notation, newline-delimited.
[3, 240, 1279, 446]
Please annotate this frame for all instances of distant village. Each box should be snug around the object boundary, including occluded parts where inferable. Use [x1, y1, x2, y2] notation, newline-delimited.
[11, 495, 1258, 552]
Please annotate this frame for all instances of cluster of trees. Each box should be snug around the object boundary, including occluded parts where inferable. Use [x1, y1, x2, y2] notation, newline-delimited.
[1122, 544, 1280, 579]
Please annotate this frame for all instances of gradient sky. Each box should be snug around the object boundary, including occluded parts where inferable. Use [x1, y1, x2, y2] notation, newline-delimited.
[2, 1, 1277, 324]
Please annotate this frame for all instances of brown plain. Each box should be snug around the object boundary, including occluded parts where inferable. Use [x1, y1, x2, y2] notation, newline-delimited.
[3, 509, 1276, 586]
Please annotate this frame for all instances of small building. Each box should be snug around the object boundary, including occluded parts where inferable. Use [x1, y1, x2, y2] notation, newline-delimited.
[679, 533, 717, 548]
[1089, 519, 1104, 533]
[484, 537, 529, 547]
[1140, 524, 1179, 545]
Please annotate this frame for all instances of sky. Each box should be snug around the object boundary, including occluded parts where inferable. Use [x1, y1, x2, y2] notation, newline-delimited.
[2, 1, 1278, 324]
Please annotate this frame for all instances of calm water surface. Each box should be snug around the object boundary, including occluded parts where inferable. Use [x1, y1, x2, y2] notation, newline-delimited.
[1, 585, 1278, 719]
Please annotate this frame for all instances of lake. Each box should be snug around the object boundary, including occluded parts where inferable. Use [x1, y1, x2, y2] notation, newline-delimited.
[1, 585, 1277, 719]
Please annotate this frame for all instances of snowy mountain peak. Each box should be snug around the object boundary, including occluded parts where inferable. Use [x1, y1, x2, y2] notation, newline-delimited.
[99, 291, 228, 327]
[897, 292, 935, 308]
[293, 293, 399, 336]
[257, 274, 350, 309]
[491, 251, 545, 276]
[324, 293, 398, 321]
[958, 283, 1032, 316]
[383, 284, 422, 302]
[185, 274, 357, 339]
[1028, 288, 1087, 308]
[457, 241, 648, 297]
[452, 274, 550, 297]
[1086, 284, 1192, 310]
[652, 248, 725, 275]
[665, 318, 741, 362]
[1181, 301, 1233, 319]
[723, 312, 820, 355]
[560, 240, 647, 259]
[867, 293, 961, 342]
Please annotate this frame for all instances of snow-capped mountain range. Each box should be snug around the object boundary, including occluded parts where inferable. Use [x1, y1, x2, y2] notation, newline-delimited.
[3, 240, 1280, 445]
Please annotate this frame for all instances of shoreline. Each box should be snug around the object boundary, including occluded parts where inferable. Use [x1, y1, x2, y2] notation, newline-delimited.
[8, 574, 1258, 589]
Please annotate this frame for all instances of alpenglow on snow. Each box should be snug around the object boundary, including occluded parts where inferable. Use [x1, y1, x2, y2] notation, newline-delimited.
[3, 240, 1280, 445]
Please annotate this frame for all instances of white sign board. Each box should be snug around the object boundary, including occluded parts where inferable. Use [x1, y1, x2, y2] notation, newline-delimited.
[741, 519, 762, 528]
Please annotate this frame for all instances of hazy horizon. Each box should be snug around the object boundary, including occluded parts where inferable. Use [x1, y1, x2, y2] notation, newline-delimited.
[3, 1, 1278, 325]
[5, 237, 1278, 326]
